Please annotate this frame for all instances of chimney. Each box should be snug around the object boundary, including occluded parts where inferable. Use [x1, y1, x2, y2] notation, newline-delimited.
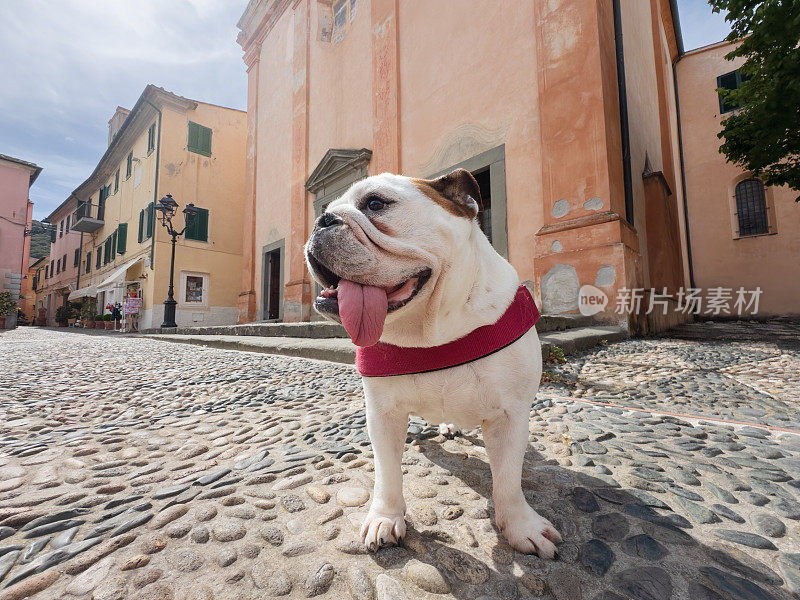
[108, 107, 131, 146]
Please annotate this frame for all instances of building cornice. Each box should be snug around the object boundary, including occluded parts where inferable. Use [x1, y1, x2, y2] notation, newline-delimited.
[237, 0, 295, 67]
[0, 154, 42, 185]
[52, 86, 198, 214]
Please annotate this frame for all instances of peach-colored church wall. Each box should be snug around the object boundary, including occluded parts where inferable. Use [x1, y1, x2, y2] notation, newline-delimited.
[306, 0, 374, 234]
[677, 42, 800, 315]
[398, 0, 542, 283]
[251, 8, 295, 317]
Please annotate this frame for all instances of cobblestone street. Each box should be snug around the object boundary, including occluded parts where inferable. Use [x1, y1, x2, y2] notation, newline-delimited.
[1, 324, 799, 600]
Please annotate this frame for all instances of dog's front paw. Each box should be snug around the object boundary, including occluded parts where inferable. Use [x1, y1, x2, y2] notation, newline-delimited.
[360, 510, 406, 552]
[497, 504, 562, 559]
[438, 423, 460, 437]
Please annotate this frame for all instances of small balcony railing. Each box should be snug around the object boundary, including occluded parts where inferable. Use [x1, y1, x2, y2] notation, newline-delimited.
[72, 203, 104, 233]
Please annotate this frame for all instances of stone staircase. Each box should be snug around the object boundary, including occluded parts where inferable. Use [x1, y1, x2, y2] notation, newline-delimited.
[139, 314, 627, 365]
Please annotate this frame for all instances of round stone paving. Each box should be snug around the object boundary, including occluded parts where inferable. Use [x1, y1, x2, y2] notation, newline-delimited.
[0, 324, 798, 599]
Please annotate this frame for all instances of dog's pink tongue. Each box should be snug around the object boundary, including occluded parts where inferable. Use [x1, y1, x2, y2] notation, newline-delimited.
[337, 279, 388, 347]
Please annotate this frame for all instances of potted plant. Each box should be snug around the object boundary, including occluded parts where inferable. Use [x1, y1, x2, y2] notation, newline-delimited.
[104, 314, 115, 330]
[55, 304, 74, 327]
[81, 298, 97, 328]
[0, 292, 16, 328]
[0, 291, 16, 329]
[95, 314, 105, 329]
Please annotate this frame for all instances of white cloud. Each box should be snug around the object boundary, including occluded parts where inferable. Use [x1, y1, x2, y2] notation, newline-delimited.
[676, 0, 732, 51]
[0, 0, 248, 219]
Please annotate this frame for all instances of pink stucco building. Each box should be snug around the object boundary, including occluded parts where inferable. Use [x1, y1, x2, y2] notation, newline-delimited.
[0, 154, 40, 329]
[37, 197, 82, 326]
[676, 41, 800, 315]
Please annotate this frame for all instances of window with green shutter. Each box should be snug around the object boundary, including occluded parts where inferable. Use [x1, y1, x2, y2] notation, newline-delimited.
[98, 186, 108, 220]
[117, 223, 127, 254]
[146, 202, 154, 239]
[86, 252, 91, 273]
[103, 238, 110, 264]
[114, 168, 120, 193]
[138, 210, 144, 243]
[111, 231, 117, 261]
[187, 122, 212, 157]
[185, 207, 209, 242]
[126, 152, 133, 179]
[96, 248, 101, 269]
[147, 123, 156, 155]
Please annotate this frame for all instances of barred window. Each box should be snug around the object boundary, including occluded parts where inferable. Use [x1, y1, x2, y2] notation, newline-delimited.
[735, 178, 768, 237]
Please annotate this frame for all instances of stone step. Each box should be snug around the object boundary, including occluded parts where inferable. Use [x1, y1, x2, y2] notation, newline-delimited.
[141, 321, 349, 338]
[539, 325, 628, 358]
[142, 325, 628, 366]
[141, 313, 607, 338]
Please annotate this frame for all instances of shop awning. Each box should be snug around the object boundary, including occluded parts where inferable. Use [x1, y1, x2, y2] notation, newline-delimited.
[96, 257, 144, 292]
[68, 285, 97, 300]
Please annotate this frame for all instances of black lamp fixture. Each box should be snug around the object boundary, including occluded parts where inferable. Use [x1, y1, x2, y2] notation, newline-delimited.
[155, 194, 202, 328]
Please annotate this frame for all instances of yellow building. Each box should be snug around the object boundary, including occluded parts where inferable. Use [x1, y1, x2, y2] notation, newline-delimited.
[66, 85, 246, 329]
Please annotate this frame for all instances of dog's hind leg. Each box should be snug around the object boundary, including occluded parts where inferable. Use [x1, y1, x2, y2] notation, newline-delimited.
[482, 407, 562, 558]
[361, 396, 408, 551]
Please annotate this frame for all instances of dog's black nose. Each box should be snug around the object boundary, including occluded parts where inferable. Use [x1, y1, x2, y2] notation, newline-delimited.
[315, 212, 343, 229]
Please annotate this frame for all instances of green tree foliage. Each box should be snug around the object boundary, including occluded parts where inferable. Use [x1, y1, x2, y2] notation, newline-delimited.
[28, 220, 52, 260]
[709, 0, 800, 200]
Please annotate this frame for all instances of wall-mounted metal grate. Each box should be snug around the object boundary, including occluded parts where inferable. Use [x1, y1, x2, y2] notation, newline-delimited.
[735, 178, 769, 237]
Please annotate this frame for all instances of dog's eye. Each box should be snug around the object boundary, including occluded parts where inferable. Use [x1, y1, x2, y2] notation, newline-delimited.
[367, 197, 385, 212]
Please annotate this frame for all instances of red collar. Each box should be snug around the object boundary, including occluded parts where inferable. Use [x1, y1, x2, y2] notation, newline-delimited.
[355, 285, 540, 377]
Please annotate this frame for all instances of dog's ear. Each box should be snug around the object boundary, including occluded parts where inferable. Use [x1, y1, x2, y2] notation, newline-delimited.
[417, 169, 480, 219]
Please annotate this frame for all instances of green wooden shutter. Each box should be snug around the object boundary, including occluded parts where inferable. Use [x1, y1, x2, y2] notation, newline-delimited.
[188, 122, 212, 156]
[146, 202, 154, 238]
[188, 122, 199, 153]
[117, 223, 127, 254]
[126, 152, 133, 179]
[200, 126, 211, 156]
[138, 210, 144, 243]
[114, 169, 120, 193]
[111, 231, 117, 260]
[197, 208, 208, 241]
[96, 248, 101, 269]
[185, 208, 208, 241]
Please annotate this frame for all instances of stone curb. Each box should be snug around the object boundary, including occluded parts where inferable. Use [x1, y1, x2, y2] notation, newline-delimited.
[138, 313, 615, 338]
[142, 325, 628, 365]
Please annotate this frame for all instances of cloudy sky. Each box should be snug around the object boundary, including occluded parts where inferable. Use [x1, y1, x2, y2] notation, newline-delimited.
[1, 0, 731, 221]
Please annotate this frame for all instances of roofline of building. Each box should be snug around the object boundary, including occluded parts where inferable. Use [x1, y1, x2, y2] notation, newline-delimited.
[682, 38, 735, 57]
[108, 106, 131, 125]
[45, 84, 243, 220]
[193, 99, 246, 113]
[29, 255, 49, 269]
[0, 154, 43, 186]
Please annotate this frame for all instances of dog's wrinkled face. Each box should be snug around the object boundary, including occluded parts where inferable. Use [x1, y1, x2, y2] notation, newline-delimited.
[304, 169, 481, 346]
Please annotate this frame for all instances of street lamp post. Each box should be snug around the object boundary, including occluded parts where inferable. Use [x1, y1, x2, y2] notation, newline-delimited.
[155, 194, 200, 328]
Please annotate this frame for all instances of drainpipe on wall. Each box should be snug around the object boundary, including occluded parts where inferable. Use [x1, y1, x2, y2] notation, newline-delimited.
[672, 61, 696, 288]
[612, 0, 634, 226]
[144, 99, 162, 272]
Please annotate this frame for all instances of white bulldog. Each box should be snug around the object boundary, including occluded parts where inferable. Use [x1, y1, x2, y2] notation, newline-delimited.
[304, 169, 562, 558]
